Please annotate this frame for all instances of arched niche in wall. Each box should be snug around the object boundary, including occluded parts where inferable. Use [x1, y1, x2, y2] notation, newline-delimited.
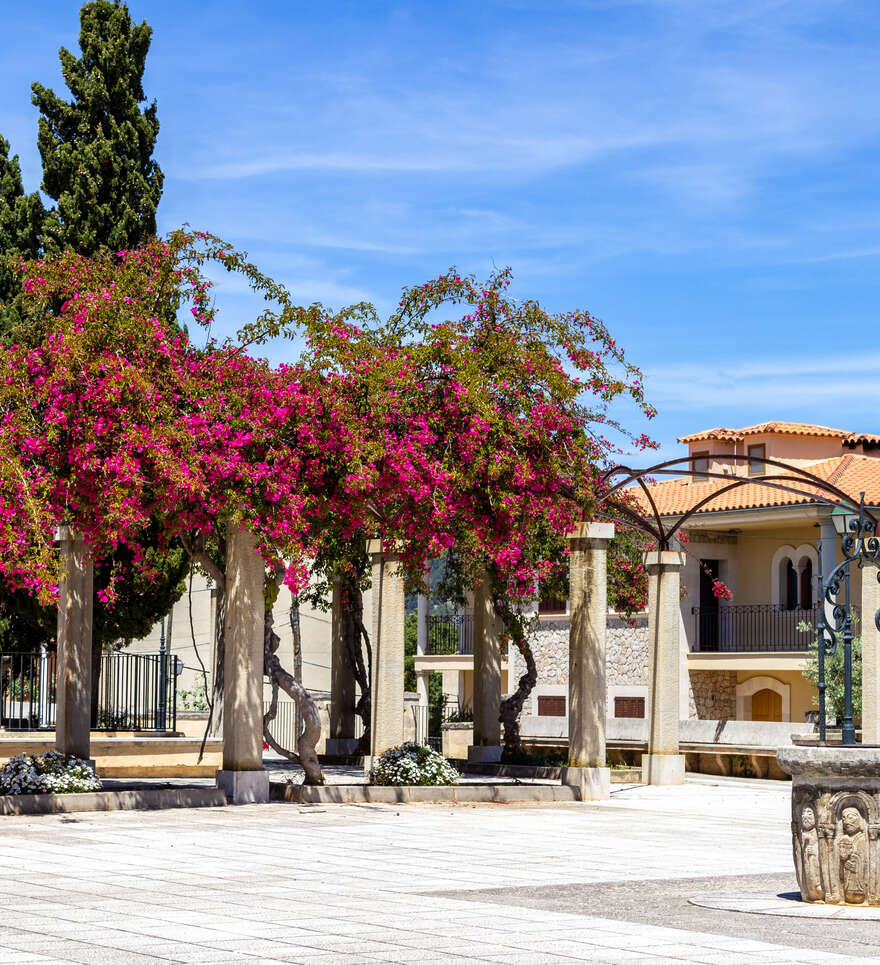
[735, 674, 791, 723]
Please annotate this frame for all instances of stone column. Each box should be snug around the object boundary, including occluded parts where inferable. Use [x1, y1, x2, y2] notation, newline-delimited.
[326, 574, 358, 755]
[55, 527, 94, 761]
[819, 518, 837, 624]
[216, 526, 269, 803]
[561, 522, 614, 800]
[416, 670, 430, 707]
[862, 566, 880, 744]
[416, 591, 429, 655]
[643, 550, 687, 785]
[366, 540, 405, 773]
[469, 575, 502, 763]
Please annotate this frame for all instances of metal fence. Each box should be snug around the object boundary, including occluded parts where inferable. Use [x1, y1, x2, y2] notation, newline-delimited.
[427, 614, 474, 654]
[262, 698, 366, 755]
[96, 652, 179, 731]
[690, 604, 859, 652]
[1, 649, 179, 732]
[1, 650, 56, 730]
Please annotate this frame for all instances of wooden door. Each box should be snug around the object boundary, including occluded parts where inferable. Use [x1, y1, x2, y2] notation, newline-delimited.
[751, 688, 782, 722]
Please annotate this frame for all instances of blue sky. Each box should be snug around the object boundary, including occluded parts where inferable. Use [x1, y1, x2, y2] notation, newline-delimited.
[2, 0, 880, 464]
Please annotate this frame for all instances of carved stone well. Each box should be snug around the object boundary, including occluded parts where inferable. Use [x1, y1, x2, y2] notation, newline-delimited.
[778, 745, 880, 905]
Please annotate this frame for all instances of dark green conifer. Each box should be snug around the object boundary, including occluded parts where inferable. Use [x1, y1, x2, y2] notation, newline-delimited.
[0, 136, 44, 335]
[32, 0, 163, 256]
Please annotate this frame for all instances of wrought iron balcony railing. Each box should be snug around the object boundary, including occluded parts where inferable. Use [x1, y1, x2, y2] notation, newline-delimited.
[426, 614, 474, 654]
[690, 603, 861, 653]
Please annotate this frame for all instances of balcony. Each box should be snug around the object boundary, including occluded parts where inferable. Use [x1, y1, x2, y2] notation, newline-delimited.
[426, 614, 474, 655]
[690, 604, 861, 653]
[425, 614, 513, 657]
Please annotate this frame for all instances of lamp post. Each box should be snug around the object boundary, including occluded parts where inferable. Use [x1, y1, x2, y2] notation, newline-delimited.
[816, 493, 879, 745]
[157, 615, 167, 732]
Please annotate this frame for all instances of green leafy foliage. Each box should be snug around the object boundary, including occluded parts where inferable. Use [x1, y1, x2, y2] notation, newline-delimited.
[803, 633, 862, 723]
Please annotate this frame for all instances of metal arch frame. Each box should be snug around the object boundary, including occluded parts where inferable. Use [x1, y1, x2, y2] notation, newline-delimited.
[595, 453, 876, 550]
[585, 453, 880, 748]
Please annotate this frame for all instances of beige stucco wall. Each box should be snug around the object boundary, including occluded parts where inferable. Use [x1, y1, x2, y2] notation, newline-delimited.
[128, 571, 333, 705]
[688, 434, 851, 474]
[733, 522, 824, 606]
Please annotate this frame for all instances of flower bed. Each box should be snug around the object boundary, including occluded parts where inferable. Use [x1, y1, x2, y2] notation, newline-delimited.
[0, 751, 101, 795]
[370, 741, 459, 786]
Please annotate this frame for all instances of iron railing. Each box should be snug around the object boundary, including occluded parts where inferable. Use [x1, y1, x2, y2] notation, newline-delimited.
[689, 604, 859, 653]
[1, 650, 56, 730]
[427, 614, 474, 654]
[263, 699, 364, 755]
[1, 650, 180, 732]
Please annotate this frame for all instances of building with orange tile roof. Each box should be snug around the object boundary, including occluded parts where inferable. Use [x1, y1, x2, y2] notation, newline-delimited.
[635, 421, 880, 737]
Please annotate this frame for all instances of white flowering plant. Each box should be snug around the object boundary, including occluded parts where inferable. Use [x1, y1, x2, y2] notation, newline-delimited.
[370, 741, 459, 786]
[0, 751, 101, 795]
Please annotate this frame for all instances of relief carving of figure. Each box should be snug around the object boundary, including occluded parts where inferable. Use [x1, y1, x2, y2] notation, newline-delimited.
[839, 807, 868, 904]
[798, 806, 824, 902]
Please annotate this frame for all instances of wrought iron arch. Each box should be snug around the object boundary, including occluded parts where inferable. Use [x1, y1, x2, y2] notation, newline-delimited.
[594, 453, 877, 550]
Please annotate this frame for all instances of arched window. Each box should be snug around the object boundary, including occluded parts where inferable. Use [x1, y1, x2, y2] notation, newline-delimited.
[785, 559, 798, 610]
[800, 559, 813, 609]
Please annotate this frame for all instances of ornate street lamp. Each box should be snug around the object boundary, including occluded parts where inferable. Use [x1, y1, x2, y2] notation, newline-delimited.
[816, 492, 879, 745]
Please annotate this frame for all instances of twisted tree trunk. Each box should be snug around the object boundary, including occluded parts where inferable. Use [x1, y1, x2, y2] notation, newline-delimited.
[290, 605, 303, 683]
[340, 571, 372, 753]
[495, 591, 537, 756]
[262, 607, 324, 785]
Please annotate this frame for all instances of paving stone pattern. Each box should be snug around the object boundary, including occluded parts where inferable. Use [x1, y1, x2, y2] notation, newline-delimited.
[0, 776, 875, 964]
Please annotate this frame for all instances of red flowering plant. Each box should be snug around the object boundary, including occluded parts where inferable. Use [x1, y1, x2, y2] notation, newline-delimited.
[0, 235, 655, 761]
[712, 579, 733, 601]
[293, 267, 656, 751]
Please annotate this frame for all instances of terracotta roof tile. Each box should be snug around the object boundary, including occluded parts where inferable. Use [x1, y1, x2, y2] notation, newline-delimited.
[677, 421, 853, 443]
[637, 454, 880, 518]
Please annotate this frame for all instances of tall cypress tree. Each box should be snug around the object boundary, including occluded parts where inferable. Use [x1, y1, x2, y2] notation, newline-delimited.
[0, 136, 44, 334]
[0, 3, 185, 714]
[32, 0, 163, 256]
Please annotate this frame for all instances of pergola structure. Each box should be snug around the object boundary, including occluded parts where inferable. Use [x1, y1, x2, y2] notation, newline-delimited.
[49, 455, 880, 803]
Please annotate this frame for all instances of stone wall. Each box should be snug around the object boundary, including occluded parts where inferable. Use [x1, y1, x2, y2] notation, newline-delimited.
[507, 613, 649, 701]
[607, 613, 649, 687]
[688, 669, 736, 720]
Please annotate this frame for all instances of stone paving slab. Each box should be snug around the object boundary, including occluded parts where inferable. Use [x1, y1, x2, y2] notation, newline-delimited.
[0, 779, 873, 963]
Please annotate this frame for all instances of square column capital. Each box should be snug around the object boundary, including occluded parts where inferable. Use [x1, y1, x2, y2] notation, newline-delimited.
[366, 539, 403, 561]
[567, 521, 614, 543]
[644, 550, 686, 572]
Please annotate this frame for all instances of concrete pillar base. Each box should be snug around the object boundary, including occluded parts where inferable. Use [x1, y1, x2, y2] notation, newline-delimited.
[467, 744, 503, 764]
[641, 753, 686, 786]
[561, 765, 610, 801]
[325, 738, 361, 756]
[216, 769, 270, 804]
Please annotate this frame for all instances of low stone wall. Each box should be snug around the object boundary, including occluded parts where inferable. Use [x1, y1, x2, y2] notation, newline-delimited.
[0, 735, 223, 778]
[272, 782, 580, 805]
[442, 722, 472, 760]
[0, 785, 226, 816]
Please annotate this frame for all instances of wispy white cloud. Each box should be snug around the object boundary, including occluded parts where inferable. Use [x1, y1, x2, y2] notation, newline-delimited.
[645, 353, 880, 413]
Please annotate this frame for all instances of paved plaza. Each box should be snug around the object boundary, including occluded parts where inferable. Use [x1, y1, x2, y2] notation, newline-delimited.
[1, 776, 879, 964]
